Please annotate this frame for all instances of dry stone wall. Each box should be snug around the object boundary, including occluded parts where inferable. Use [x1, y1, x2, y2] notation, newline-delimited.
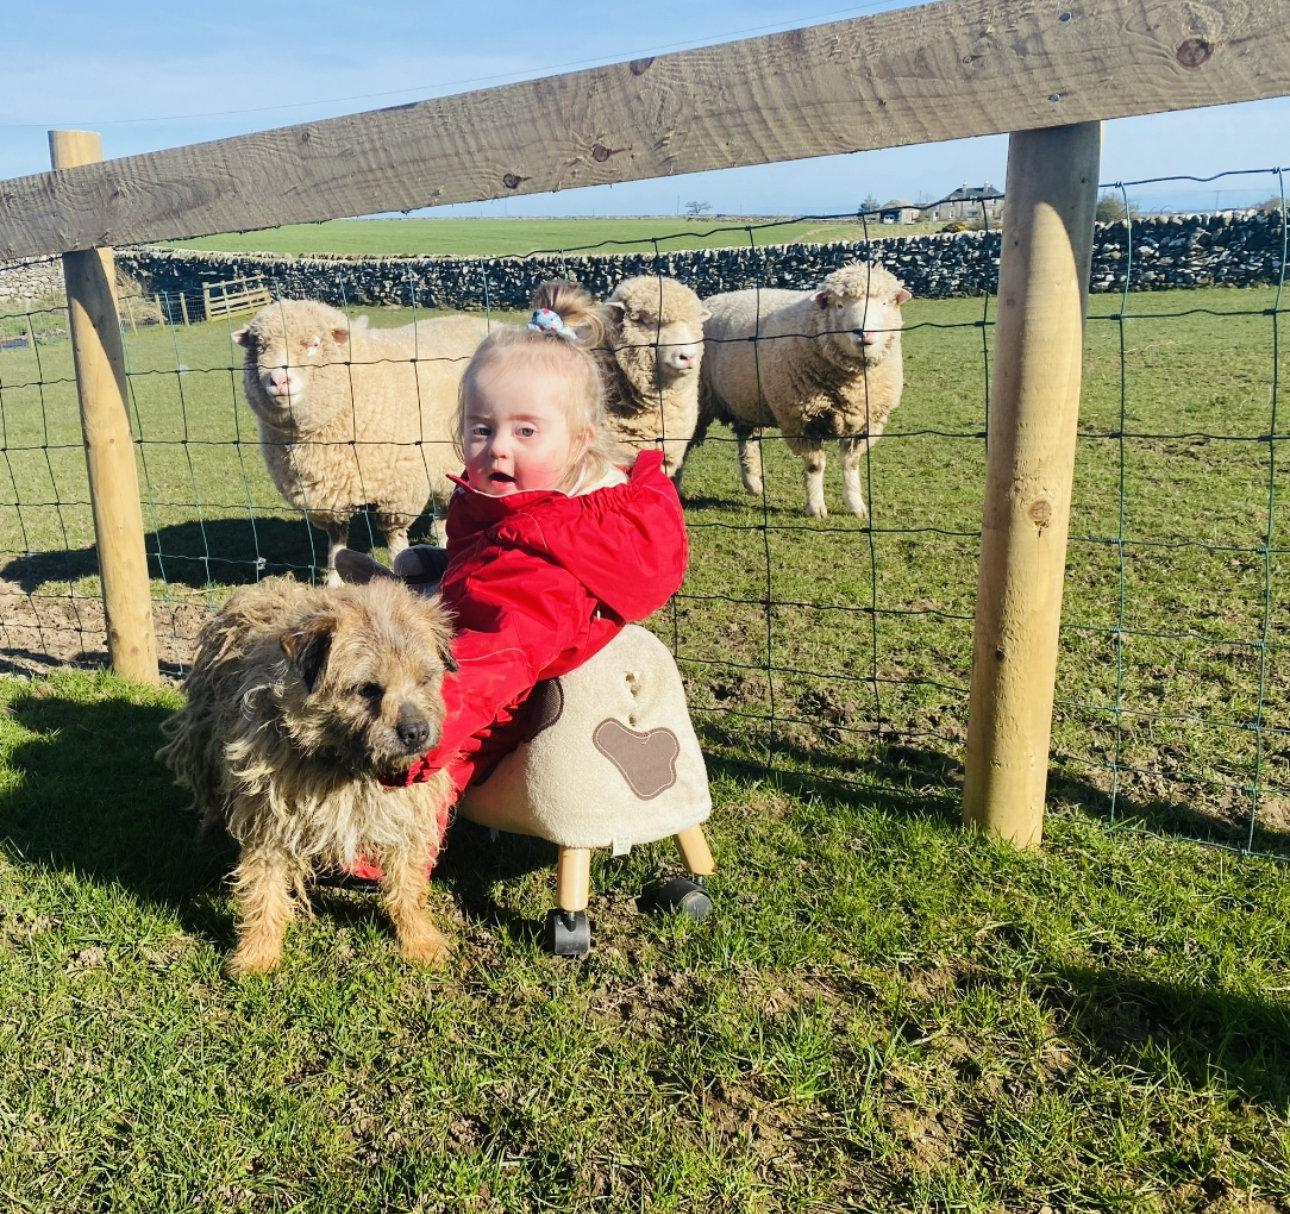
[3, 213, 1282, 317]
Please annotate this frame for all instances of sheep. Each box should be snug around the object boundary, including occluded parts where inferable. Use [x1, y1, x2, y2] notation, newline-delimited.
[590, 276, 709, 481]
[695, 263, 910, 519]
[233, 300, 488, 583]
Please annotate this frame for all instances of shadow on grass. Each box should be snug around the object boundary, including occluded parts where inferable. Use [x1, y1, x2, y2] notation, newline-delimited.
[0, 688, 230, 940]
[0, 682, 564, 947]
[1047, 961, 1290, 1109]
[1, 508, 446, 593]
[695, 707, 1290, 857]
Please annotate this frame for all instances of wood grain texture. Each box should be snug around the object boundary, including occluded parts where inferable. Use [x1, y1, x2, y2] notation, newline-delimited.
[52, 131, 160, 684]
[961, 121, 1101, 848]
[3, 0, 1286, 259]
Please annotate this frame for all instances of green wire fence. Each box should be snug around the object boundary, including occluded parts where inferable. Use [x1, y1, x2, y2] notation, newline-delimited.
[0, 170, 1284, 857]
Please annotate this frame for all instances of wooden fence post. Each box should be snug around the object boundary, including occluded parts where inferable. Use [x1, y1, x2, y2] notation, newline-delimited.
[50, 129, 160, 684]
[962, 122, 1101, 847]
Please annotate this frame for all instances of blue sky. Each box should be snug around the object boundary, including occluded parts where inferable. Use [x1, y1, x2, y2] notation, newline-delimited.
[4, 0, 1287, 221]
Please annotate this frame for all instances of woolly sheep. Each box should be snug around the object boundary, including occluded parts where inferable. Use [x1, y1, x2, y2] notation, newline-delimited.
[695, 263, 910, 519]
[234, 300, 488, 582]
[593, 276, 709, 481]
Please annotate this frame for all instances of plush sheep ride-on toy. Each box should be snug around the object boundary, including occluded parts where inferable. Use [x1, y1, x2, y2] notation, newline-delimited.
[335, 549, 716, 957]
[459, 624, 715, 956]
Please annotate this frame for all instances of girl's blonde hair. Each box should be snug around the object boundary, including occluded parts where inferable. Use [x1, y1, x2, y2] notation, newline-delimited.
[454, 280, 620, 490]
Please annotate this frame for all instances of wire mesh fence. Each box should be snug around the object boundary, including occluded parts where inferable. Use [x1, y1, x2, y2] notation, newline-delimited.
[0, 171, 1284, 857]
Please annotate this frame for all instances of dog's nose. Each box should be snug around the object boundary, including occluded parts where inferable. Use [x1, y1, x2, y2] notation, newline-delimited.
[394, 706, 430, 752]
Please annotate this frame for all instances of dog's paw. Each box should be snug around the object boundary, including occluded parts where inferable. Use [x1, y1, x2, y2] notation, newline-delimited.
[228, 942, 282, 977]
[398, 927, 451, 966]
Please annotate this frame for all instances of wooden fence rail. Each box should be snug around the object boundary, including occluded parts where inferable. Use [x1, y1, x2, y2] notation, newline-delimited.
[1, 0, 1288, 260]
[3, 0, 1287, 846]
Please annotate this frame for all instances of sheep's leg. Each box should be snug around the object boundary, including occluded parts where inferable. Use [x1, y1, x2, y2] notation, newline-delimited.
[735, 426, 765, 497]
[323, 520, 349, 588]
[380, 521, 411, 564]
[840, 418, 887, 519]
[801, 447, 827, 519]
[840, 437, 869, 520]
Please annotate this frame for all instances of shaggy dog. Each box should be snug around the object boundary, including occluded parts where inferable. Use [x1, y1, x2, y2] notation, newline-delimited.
[157, 577, 457, 976]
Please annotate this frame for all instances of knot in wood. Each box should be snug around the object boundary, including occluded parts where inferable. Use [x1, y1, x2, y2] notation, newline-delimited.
[629, 56, 655, 76]
[592, 144, 613, 162]
[501, 173, 524, 190]
[1176, 37, 1213, 68]
[1028, 497, 1052, 531]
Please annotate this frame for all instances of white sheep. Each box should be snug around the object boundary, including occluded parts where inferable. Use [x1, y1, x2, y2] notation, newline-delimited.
[592, 276, 709, 481]
[234, 300, 488, 582]
[696, 263, 910, 518]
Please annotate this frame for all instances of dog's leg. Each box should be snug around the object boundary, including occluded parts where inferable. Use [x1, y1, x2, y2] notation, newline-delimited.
[380, 844, 450, 965]
[229, 844, 298, 976]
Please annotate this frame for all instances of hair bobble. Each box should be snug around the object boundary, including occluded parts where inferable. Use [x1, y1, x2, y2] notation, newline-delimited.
[528, 307, 579, 341]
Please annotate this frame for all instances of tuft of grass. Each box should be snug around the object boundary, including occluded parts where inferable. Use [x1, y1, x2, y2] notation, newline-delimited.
[1, 671, 1288, 1210]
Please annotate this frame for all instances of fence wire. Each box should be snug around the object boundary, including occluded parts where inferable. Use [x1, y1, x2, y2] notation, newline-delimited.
[0, 171, 1284, 858]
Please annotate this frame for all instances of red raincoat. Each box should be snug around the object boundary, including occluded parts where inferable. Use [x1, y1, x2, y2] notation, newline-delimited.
[404, 449, 688, 796]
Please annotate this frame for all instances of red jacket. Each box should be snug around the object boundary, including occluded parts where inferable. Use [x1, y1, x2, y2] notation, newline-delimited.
[405, 450, 688, 790]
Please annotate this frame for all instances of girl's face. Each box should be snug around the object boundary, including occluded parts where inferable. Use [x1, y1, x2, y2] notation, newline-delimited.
[463, 360, 591, 496]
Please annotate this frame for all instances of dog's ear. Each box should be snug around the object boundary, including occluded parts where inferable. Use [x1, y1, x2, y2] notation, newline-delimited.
[281, 616, 336, 692]
[440, 636, 458, 674]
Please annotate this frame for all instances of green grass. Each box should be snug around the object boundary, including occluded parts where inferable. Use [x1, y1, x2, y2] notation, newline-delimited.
[159, 216, 947, 258]
[1, 280, 1288, 1205]
[0, 671, 1287, 1210]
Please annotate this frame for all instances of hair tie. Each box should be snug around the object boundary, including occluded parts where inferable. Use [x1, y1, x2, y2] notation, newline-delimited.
[528, 307, 578, 341]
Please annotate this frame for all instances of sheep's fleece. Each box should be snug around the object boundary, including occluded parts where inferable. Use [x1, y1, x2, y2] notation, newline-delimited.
[235, 300, 488, 580]
[596, 276, 708, 481]
[696, 263, 910, 518]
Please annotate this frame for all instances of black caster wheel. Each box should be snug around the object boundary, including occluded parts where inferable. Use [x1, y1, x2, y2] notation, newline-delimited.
[545, 909, 591, 956]
[642, 876, 713, 921]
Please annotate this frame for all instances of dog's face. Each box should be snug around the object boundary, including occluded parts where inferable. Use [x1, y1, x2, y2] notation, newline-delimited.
[279, 580, 457, 782]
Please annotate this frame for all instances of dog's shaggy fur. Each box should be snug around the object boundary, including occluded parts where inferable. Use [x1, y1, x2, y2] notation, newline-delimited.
[157, 577, 458, 976]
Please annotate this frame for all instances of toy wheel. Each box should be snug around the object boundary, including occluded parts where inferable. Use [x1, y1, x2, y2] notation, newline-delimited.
[642, 876, 713, 921]
[545, 909, 591, 957]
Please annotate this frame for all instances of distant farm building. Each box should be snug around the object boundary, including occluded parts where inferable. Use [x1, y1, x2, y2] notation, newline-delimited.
[930, 183, 1005, 222]
[878, 199, 920, 224]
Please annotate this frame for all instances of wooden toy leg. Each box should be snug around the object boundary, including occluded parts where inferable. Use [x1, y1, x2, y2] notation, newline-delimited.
[674, 825, 716, 876]
[555, 847, 591, 911]
[547, 847, 592, 957]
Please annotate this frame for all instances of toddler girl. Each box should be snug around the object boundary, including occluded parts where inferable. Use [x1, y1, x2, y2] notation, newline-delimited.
[342, 282, 688, 848]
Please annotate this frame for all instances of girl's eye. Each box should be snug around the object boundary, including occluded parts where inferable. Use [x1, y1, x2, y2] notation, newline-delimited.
[517, 426, 536, 438]
[469, 425, 490, 438]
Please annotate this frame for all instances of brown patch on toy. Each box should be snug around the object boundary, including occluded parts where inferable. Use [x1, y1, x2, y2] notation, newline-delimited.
[592, 720, 680, 800]
[520, 678, 565, 743]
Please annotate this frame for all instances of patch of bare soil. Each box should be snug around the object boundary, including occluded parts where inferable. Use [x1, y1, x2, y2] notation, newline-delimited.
[0, 580, 211, 678]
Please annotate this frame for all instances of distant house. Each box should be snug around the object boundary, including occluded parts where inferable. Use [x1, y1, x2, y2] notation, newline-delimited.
[931, 183, 1005, 222]
[878, 198, 920, 224]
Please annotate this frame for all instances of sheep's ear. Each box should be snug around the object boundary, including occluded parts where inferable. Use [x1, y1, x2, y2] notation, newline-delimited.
[811, 289, 832, 309]
[281, 615, 336, 692]
[605, 300, 627, 322]
[329, 324, 350, 346]
[231, 326, 251, 346]
[895, 288, 912, 305]
[699, 308, 712, 322]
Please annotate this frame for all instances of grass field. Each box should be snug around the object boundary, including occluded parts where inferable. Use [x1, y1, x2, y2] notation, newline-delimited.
[1, 281, 1288, 1209]
[159, 216, 949, 258]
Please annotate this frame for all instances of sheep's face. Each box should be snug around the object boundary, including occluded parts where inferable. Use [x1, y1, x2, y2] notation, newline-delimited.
[812, 279, 911, 367]
[233, 306, 351, 422]
[605, 304, 709, 391]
